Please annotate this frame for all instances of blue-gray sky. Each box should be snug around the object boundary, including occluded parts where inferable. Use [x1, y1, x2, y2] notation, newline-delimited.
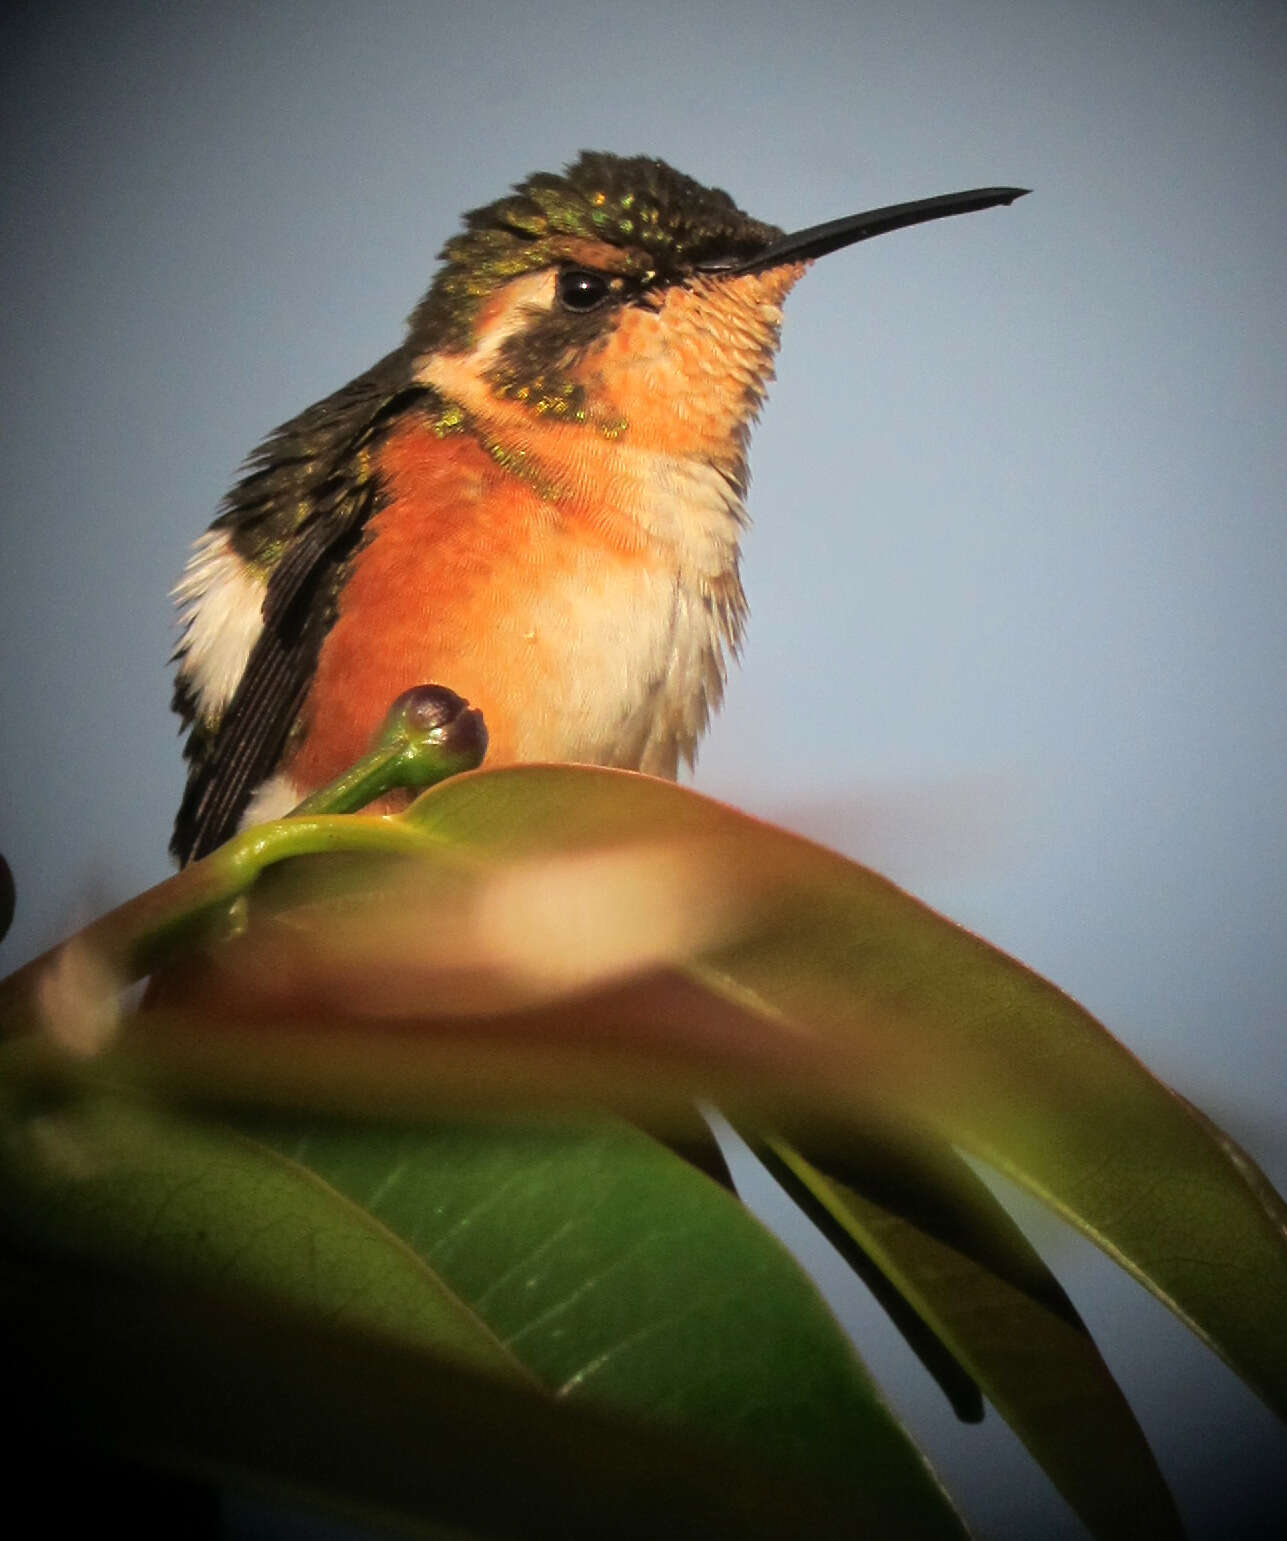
[2, 2, 1284, 1534]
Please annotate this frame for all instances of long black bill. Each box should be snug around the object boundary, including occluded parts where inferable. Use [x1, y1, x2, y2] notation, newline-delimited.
[699, 186, 1028, 275]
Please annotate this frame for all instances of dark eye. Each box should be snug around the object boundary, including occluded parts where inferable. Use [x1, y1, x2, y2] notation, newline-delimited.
[556, 269, 612, 312]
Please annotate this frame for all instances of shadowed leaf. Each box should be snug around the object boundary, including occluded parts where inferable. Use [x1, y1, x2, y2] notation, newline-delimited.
[759, 1132, 987, 1425]
[2, 1254, 901, 1541]
[0, 1091, 519, 1379]
[754, 1130, 1183, 1540]
[0, 1078, 967, 1538]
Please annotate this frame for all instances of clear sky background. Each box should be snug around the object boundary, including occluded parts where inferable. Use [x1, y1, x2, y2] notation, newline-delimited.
[2, 2, 1284, 1535]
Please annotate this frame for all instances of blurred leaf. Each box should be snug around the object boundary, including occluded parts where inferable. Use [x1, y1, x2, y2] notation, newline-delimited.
[399, 766, 1287, 1423]
[756, 1131, 1183, 1540]
[0, 814, 443, 1022]
[15, 765, 1282, 1430]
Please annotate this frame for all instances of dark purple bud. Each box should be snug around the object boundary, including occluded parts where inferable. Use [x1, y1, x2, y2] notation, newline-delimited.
[380, 684, 488, 781]
[387, 684, 471, 736]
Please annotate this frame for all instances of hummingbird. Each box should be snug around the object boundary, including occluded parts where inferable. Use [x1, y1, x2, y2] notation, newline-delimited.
[170, 152, 1025, 864]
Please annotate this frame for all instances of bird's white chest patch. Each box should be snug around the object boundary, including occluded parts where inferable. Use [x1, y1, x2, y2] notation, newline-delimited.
[520, 449, 748, 776]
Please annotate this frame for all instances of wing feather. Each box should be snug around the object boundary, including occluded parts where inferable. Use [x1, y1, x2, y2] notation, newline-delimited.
[171, 349, 430, 863]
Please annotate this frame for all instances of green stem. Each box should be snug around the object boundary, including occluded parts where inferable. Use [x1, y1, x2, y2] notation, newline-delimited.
[0, 815, 437, 1031]
[292, 684, 488, 817]
[290, 750, 413, 818]
[0, 686, 488, 1034]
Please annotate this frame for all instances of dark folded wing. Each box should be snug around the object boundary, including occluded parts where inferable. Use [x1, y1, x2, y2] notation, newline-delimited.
[171, 350, 428, 864]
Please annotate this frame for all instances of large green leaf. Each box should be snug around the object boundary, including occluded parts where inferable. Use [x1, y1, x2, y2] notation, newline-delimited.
[6, 763, 1286, 1532]
[18, 764, 1283, 1430]
[0, 1078, 966, 1538]
[243, 1113, 966, 1535]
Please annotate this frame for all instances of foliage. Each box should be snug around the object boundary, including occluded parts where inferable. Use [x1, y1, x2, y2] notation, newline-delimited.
[2, 754, 1285, 1538]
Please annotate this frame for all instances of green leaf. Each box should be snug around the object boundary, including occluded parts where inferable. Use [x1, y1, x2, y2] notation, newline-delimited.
[245, 1112, 969, 1537]
[757, 1133, 988, 1425]
[0, 812, 442, 1017]
[756, 1131, 1183, 1540]
[0, 1078, 968, 1536]
[0, 1090, 518, 1380]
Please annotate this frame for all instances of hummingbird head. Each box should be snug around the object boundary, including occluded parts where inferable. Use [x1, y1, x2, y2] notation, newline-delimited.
[407, 150, 1025, 489]
[407, 152, 799, 468]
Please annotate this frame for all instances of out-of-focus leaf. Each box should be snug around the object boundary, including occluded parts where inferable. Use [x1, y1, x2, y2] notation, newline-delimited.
[0, 814, 443, 1023]
[1, 1254, 888, 1541]
[396, 766, 1287, 1423]
[756, 1131, 1184, 1540]
[22, 765, 1282, 1429]
[653, 1103, 737, 1194]
[242, 1112, 967, 1537]
[151, 831, 782, 1021]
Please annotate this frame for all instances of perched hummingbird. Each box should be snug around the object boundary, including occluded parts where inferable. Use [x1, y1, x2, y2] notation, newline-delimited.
[170, 153, 1024, 864]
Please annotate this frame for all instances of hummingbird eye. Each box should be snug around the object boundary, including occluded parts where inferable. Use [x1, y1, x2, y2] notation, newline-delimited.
[556, 269, 613, 313]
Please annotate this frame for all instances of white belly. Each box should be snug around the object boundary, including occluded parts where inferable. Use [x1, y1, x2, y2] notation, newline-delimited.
[513, 554, 734, 777]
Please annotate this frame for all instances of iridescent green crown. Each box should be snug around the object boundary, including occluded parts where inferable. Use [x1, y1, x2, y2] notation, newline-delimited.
[410, 151, 781, 348]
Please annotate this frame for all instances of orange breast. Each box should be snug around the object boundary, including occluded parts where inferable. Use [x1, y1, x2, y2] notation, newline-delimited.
[284, 416, 663, 794]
